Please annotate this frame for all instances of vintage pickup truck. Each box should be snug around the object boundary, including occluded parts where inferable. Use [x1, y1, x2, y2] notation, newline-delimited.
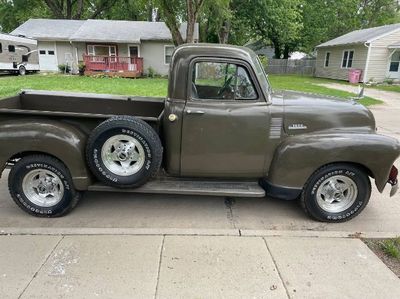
[0, 44, 399, 222]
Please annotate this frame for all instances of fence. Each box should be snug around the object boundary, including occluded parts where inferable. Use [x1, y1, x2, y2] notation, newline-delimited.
[266, 59, 316, 75]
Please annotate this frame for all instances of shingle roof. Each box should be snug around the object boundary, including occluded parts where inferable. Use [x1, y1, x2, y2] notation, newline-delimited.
[11, 19, 199, 43]
[11, 19, 85, 41]
[317, 23, 400, 47]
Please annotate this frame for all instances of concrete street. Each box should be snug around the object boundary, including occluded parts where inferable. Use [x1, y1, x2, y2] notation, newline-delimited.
[0, 87, 399, 298]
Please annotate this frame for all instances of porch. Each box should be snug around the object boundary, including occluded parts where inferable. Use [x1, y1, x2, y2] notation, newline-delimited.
[83, 55, 144, 78]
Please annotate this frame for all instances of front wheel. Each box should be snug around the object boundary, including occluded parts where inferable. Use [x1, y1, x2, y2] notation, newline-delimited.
[8, 155, 81, 217]
[301, 164, 371, 222]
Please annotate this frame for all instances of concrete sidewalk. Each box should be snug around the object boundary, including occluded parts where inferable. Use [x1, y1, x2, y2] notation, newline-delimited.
[0, 234, 399, 299]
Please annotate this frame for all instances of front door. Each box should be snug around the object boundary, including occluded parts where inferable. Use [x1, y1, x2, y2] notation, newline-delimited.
[180, 60, 270, 178]
[38, 42, 58, 71]
[388, 50, 400, 79]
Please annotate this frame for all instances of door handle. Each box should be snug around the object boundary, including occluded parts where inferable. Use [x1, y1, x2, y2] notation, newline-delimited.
[186, 110, 205, 115]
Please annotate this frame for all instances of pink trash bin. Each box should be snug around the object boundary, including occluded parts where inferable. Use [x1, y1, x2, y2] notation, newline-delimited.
[348, 69, 362, 84]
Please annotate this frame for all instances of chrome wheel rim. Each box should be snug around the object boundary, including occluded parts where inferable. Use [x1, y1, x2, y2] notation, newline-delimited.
[22, 169, 64, 207]
[316, 175, 358, 213]
[101, 134, 146, 176]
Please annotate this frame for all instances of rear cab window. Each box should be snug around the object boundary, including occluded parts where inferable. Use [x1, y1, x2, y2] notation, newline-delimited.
[192, 61, 257, 101]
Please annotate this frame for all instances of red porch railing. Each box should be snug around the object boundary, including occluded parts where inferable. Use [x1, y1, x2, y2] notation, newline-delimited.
[83, 55, 143, 75]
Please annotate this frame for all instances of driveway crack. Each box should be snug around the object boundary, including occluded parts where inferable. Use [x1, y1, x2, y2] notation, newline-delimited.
[154, 235, 165, 299]
[18, 235, 64, 299]
[263, 237, 291, 299]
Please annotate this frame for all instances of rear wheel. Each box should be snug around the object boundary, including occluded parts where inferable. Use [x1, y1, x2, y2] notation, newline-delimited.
[301, 164, 371, 222]
[8, 155, 81, 217]
[18, 65, 26, 76]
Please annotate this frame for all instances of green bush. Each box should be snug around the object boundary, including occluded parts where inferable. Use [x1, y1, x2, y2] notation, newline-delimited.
[147, 67, 156, 78]
[58, 64, 71, 74]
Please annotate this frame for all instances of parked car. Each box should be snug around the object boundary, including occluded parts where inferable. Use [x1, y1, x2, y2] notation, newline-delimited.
[0, 33, 39, 75]
[0, 44, 398, 222]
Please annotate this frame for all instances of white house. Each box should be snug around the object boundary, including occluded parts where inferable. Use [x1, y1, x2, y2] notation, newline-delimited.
[315, 23, 400, 82]
[11, 19, 199, 76]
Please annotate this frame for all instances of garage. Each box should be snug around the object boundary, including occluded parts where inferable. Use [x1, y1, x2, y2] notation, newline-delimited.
[38, 41, 58, 71]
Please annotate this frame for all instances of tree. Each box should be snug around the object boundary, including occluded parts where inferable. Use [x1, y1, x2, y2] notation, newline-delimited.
[42, 0, 119, 19]
[157, 0, 205, 45]
[233, 0, 303, 58]
[300, 0, 400, 53]
[0, 0, 49, 32]
[200, 0, 232, 43]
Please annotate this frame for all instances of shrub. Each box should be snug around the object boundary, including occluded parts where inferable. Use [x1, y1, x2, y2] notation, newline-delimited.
[58, 64, 71, 74]
[147, 67, 156, 78]
[78, 62, 86, 75]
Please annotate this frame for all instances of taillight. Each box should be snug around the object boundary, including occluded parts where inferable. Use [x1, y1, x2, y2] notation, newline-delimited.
[388, 165, 398, 185]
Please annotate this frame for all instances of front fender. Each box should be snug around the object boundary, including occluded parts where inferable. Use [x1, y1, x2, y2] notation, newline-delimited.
[0, 119, 93, 190]
[267, 133, 400, 192]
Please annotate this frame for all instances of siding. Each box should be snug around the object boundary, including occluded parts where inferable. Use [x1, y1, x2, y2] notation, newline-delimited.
[55, 42, 75, 71]
[315, 45, 368, 81]
[141, 41, 174, 75]
[366, 29, 400, 81]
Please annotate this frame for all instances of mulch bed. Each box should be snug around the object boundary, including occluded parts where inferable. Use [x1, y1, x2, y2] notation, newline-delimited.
[363, 239, 400, 278]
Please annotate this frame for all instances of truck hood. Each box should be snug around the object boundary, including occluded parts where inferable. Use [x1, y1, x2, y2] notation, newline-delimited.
[274, 90, 376, 135]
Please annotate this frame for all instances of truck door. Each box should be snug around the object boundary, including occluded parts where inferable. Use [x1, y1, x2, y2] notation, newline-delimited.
[181, 59, 270, 177]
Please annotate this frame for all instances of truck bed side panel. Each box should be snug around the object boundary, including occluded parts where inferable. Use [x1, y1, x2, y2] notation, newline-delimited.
[0, 119, 93, 190]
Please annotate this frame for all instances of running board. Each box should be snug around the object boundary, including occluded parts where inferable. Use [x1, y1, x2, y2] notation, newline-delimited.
[88, 178, 265, 197]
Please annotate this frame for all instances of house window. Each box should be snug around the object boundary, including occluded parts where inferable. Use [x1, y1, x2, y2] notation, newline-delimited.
[389, 51, 400, 72]
[165, 46, 175, 64]
[8, 45, 15, 52]
[192, 61, 257, 100]
[87, 45, 117, 57]
[324, 52, 330, 67]
[342, 50, 354, 68]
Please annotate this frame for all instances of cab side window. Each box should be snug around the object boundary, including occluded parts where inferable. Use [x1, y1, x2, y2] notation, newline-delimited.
[0, 43, 2, 53]
[192, 61, 257, 100]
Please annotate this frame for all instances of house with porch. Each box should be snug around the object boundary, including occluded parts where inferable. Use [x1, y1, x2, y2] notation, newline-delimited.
[315, 23, 400, 82]
[11, 19, 199, 77]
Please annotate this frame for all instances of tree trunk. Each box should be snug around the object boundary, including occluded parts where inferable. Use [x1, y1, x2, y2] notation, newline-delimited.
[159, 0, 184, 45]
[283, 45, 290, 59]
[218, 20, 230, 44]
[272, 41, 281, 59]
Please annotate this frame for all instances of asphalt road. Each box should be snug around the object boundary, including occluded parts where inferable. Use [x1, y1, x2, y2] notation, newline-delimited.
[0, 94, 399, 236]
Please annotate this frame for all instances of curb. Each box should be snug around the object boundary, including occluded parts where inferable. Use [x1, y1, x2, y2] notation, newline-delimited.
[0, 227, 399, 239]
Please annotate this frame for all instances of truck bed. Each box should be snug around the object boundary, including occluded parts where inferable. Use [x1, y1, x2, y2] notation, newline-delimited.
[0, 90, 165, 122]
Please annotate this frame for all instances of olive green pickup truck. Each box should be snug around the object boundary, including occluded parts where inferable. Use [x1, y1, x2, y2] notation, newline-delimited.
[0, 44, 399, 222]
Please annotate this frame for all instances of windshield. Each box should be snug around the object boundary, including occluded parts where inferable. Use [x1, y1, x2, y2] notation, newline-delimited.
[253, 56, 272, 101]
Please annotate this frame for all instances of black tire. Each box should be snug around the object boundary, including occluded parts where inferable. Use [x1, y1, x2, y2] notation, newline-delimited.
[300, 163, 371, 223]
[18, 65, 26, 76]
[86, 115, 163, 188]
[8, 155, 81, 217]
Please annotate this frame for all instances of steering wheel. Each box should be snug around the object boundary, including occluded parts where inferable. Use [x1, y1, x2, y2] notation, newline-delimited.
[217, 76, 234, 97]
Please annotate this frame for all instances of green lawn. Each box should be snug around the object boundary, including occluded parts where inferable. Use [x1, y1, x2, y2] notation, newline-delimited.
[0, 73, 382, 106]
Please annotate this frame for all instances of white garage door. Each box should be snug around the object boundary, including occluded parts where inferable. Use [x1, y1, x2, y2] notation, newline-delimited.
[38, 42, 58, 71]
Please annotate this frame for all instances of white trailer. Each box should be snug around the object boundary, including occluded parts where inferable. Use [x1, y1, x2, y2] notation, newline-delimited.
[0, 33, 40, 75]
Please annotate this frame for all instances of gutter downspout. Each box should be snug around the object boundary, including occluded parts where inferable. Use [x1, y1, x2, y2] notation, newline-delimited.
[363, 42, 372, 83]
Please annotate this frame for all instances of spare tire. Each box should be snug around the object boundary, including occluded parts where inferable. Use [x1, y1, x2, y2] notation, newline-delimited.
[86, 116, 163, 188]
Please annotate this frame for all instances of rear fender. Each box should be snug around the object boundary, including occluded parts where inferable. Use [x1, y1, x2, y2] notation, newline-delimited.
[0, 119, 93, 190]
[267, 133, 400, 192]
